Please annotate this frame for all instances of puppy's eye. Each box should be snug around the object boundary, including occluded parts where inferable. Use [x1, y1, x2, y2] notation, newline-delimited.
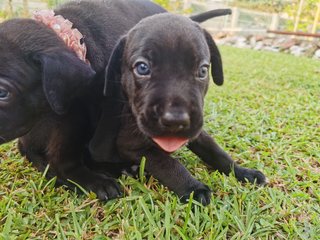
[0, 88, 9, 100]
[197, 65, 209, 79]
[134, 62, 151, 77]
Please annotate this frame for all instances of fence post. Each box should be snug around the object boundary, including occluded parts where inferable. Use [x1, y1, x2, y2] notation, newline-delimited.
[293, 0, 304, 32]
[270, 13, 279, 31]
[230, 7, 239, 32]
[183, 0, 191, 11]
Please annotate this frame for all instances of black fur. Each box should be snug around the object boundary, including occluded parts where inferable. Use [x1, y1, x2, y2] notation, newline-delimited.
[0, 0, 231, 201]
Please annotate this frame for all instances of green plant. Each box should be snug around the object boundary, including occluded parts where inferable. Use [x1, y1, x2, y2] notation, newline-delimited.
[152, 0, 192, 13]
[284, 0, 319, 32]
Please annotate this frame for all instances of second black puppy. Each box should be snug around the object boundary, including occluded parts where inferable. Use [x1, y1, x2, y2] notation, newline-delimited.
[101, 14, 267, 205]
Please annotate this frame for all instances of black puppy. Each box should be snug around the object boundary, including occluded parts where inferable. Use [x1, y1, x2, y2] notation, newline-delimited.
[0, 0, 229, 200]
[100, 13, 267, 205]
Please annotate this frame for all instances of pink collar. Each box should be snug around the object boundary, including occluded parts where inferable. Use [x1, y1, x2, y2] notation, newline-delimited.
[33, 10, 89, 64]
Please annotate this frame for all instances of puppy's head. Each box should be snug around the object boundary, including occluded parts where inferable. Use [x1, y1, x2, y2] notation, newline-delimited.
[0, 19, 95, 144]
[105, 13, 223, 152]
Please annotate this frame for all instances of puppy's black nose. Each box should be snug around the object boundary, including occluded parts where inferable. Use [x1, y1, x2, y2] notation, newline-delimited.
[160, 111, 190, 131]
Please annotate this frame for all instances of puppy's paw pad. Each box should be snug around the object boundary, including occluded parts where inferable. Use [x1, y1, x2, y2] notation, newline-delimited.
[235, 167, 267, 185]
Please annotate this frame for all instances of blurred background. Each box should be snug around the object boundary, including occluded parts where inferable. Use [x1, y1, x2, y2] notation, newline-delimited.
[0, 0, 319, 58]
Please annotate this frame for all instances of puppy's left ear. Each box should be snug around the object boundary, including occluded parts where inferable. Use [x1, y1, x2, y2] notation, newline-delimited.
[104, 36, 127, 96]
[203, 30, 224, 86]
[89, 37, 127, 163]
[34, 51, 96, 114]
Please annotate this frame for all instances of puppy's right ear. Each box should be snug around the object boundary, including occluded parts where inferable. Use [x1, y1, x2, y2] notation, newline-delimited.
[90, 37, 127, 163]
[104, 37, 127, 96]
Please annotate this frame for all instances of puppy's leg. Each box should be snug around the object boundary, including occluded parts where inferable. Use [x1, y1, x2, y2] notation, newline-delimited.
[18, 138, 79, 186]
[20, 115, 122, 201]
[188, 130, 266, 184]
[18, 138, 51, 174]
[45, 125, 122, 201]
[85, 153, 136, 178]
[143, 148, 212, 205]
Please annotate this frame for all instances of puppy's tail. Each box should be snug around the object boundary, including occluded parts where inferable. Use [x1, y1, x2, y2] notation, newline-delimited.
[190, 9, 232, 23]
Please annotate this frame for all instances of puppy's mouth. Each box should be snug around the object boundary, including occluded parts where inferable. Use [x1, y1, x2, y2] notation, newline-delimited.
[137, 110, 203, 153]
[152, 136, 189, 153]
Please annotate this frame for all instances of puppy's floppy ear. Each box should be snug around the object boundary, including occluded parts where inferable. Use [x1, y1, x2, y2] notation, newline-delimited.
[33, 50, 95, 114]
[89, 37, 127, 163]
[203, 30, 224, 86]
[104, 36, 127, 96]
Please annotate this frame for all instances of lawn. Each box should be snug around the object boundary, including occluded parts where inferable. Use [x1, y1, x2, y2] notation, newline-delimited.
[0, 46, 319, 239]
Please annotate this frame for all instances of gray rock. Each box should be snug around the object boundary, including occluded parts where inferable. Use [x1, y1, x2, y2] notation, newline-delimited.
[249, 36, 256, 46]
[304, 44, 318, 57]
[290, 45, 305, 56]
[262, 38, 274, 46]
[225, 36, 240, 45]
[263, 46, 280, 52]
[254, 41, 264, 50]
[314, 49, 320, 59]
[216, 34, 319, 60]
[235, 36, 250, 48]
[277, 39, 297, 51]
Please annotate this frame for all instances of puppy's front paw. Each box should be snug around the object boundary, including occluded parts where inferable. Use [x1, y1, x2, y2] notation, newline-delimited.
[234, 166, 266, 185]
[181, 183, 212, 206]
[81, 173, 122, 201]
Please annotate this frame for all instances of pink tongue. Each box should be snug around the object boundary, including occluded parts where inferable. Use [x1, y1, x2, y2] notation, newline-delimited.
[152, 137, 189, 153]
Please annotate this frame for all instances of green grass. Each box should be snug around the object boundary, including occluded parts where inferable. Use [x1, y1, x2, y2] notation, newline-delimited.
[1, 46, 319, 239]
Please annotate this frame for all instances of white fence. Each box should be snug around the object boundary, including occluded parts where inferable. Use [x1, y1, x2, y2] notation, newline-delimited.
[191, 1, 319, 36]
[190, 1, 288, 35]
